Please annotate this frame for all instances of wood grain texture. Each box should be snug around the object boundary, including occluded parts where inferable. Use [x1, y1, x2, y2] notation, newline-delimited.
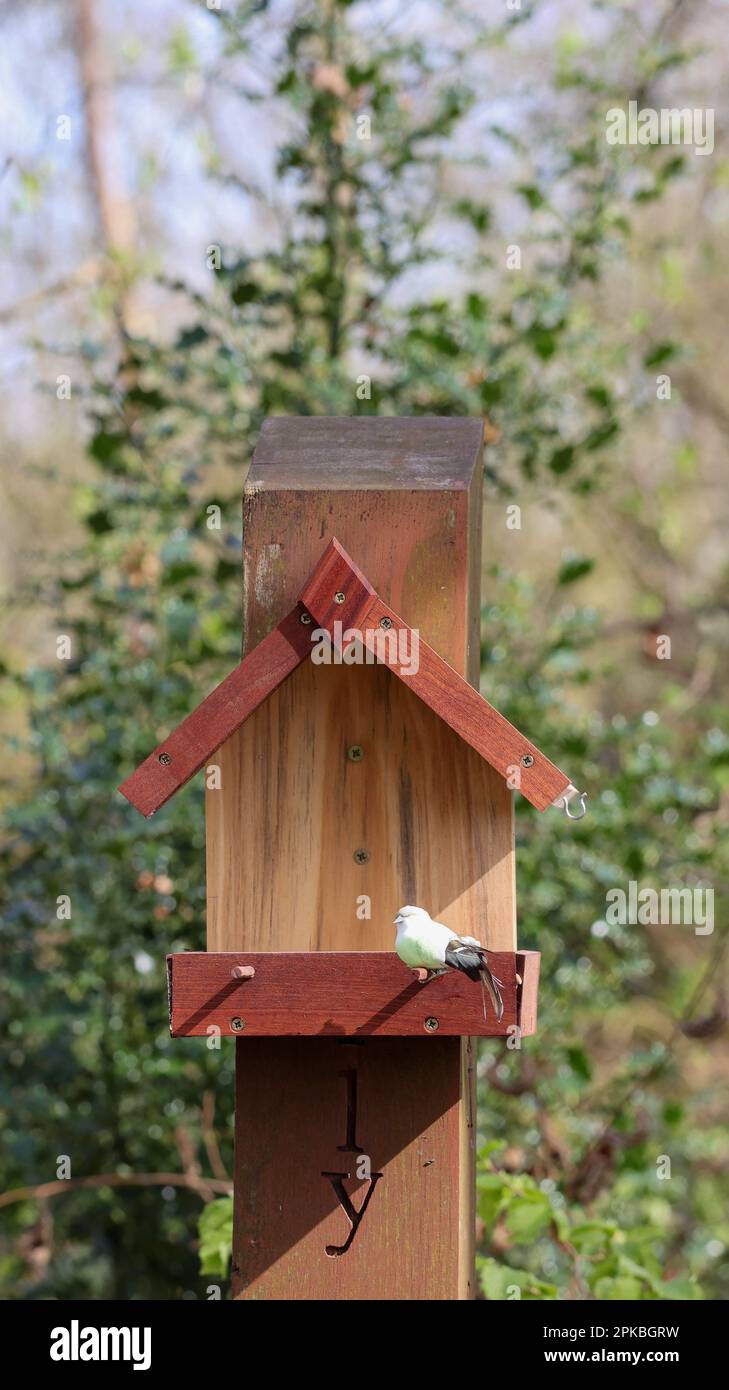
[240, 454, 481, 661]
[249, 415, 484, 490]
[207, 427, 515, 955]
[299, 536, 376, 633]
[167, 950, 537, 1037]
[233, 1037, 465, 1300]
[213, 417, 513, 1302]
[118, 605, 311, 817]
[516, 949, 541, 1036]
[206, 662, 515, 952]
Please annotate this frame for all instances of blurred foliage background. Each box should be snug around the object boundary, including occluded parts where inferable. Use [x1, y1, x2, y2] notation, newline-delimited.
[1, 0, 727, 1301]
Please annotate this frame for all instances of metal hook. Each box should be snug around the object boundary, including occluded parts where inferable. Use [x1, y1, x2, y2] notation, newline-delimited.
[564, 791, 587, 820]
[552, 784, 588, 820]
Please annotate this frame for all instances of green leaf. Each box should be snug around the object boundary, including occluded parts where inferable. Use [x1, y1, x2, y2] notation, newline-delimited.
[585, 384, 612, 408]
[657, 1277, 702, 1300]
[454, 199, 492, 233]
[479, 1258, 557, 1301]
[125, 386, 169, 409]
[571, 1221, 618, 1254]
[476, 1140, 506, 1164]
[549, 445, 575, 474]
[465, 291, 488, 320]
[198, 1197, 234, 1278]
[583, 420, 619, 451]
[88, 430, 124, 463]
[230, 280, 258, 306]
[593, 1275, 645, 1300]
[517, 184, 546, 210]
[565, 1043, 593, 1079]
[528, 327, 558, 359]
[504, 1194, 552, 1243]
[643, 342, 677, 368]
[84, 508, 114, 536]
[176, 325, 209, 350]
[477, 1172, 506, 1227]
[557, 555, 595, 586]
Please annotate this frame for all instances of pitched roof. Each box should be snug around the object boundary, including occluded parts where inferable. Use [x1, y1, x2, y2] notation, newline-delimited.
[118, 537, 572, 817]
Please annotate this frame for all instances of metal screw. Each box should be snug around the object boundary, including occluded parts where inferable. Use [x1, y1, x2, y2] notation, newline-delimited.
[334, 591, 346, 605]
[521, 753, 534, 768]
[353, 848, 369, 865]
[379, 616, 393, 630]
[300, 611, 312, 625]
[424, 1017, 439, 1033]
[158, 752, 172, 766]
[348, 745, 364, 762]
[230, 1017, 245, 1033]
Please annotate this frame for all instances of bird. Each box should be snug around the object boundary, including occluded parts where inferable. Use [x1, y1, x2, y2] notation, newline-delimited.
[394, 905, 504, 1021]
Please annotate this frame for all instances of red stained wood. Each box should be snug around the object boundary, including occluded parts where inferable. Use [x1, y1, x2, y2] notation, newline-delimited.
[117, 605, 312, 817]
[301, 540, 571, 812]
[121, 531, 570, 819]
[232, 1036, 465, 1300]
[299, 536, 376, 633]
[363, 597, 569, 812]
[166, 950, 538, 1038]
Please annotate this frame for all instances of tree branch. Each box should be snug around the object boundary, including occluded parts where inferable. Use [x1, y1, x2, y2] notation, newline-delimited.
[0, 1172, 232, 1212]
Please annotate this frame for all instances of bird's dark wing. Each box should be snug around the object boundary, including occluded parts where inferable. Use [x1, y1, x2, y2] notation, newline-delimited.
[444, 942, 483, 982]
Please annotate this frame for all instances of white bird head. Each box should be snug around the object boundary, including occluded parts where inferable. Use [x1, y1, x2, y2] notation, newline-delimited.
[394, 905, 431, 928]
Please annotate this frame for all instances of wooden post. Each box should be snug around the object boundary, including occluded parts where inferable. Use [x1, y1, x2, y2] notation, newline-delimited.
[206, 418, 516, 1300]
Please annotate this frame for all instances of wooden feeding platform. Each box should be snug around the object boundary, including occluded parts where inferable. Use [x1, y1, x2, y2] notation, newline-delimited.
[166, 949, 540, 1038]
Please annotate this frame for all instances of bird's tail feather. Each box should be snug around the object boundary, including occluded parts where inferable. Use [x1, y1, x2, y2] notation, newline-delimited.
[443, 941, 504, 1021]
[480, 965, 504, 1023]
